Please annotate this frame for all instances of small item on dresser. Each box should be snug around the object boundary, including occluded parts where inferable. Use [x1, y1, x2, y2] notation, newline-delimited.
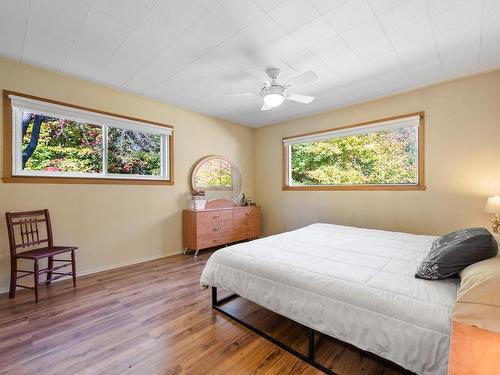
[191, 189, 206, 210]
[241, 193, 256, 206]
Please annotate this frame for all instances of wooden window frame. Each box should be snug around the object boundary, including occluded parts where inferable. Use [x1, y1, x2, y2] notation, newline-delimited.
[2, 90, 174, 185]
[282, 112, 425, 191]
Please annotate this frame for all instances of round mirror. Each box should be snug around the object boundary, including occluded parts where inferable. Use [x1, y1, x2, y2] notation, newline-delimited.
[190, 156, 242, 202]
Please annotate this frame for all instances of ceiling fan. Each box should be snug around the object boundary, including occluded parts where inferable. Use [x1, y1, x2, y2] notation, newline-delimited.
[229, 68, 318, 111]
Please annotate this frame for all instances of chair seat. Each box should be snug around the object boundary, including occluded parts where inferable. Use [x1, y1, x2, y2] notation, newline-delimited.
[16, 246, 78, 259]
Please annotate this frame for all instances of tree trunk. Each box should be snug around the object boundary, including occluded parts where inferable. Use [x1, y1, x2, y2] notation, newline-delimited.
[21, 112, 31, 137]
[22, 115, 44, 168]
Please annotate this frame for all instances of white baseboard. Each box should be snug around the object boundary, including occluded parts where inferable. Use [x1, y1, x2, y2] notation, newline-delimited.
[0, 251, 181, 295]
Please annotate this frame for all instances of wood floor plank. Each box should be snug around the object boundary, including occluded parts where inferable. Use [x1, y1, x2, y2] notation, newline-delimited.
[0, 251, 409, 375]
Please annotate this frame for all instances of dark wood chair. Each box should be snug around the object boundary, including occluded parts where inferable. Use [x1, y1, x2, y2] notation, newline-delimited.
[5, 209, 78, 303]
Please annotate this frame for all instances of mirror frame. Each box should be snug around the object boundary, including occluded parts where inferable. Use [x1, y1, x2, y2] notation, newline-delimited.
[190, 155, 242, 202]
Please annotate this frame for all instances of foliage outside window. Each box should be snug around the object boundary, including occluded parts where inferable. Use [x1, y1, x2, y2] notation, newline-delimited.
[22, 115, 104, 174]
[283, 114, 424, 190]
[107, 128, 161, 176]
[6, 93, 172, 183]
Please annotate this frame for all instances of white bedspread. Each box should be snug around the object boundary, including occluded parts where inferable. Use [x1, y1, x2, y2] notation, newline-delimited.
[200, 223, 459, 375]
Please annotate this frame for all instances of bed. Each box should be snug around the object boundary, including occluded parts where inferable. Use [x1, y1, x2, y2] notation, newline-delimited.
[200, 223, 460, 375]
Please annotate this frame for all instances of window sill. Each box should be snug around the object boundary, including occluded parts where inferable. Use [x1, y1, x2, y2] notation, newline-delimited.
[2, 176, 174, 185]
[282, 184, 426, 191]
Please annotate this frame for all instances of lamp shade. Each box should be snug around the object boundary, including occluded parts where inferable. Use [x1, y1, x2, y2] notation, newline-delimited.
[263, 93, 284, 107]
[485, 196, 500, 213]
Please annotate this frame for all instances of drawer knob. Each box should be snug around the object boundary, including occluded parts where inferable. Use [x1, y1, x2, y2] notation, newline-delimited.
[213, 227, 220, 232]
[212, 215, 219, 219]
[213, 238, 219, 243]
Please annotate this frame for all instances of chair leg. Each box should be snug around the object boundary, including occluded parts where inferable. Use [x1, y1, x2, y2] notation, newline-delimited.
[9, 258, 17, 299]
[34, 259, 39, 303]
[46, 256, 54, 285]
[71, 250, 76, 287]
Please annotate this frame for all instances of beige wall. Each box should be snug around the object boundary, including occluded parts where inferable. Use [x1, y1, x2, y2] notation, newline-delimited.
[0, 58, 254, 292]
[254, 70, 500, 237]
[2, 56, 499, 293]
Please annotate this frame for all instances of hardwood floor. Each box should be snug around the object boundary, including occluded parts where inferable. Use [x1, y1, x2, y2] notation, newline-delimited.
[0, 251, 408, 375]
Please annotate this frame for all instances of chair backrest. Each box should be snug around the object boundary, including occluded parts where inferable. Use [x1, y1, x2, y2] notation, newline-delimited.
[5, 209, 53, 258]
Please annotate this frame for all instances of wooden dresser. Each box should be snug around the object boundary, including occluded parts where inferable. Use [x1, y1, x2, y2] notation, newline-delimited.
[183, 206, 261, 257]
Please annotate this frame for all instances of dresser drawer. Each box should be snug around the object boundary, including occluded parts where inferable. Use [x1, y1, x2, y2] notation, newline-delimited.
[183, 206, 261, 253]
[234, 217, 260, 229]
[197, 220, 233, 236]
[234, 207, 260, 219]
[233, 228, 260, 242]
[197, 232, 233, 250]
[197, 210, 233, 224]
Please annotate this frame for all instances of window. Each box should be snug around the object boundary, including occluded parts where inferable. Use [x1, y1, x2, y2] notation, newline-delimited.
[282, 113, 424, 190]
[3, 92, 173, 184]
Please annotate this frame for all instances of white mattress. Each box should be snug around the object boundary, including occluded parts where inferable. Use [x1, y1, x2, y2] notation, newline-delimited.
[200, 223, 459, 375]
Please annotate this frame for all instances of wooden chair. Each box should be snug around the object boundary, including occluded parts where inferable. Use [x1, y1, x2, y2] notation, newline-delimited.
[5, 209, 78, 303]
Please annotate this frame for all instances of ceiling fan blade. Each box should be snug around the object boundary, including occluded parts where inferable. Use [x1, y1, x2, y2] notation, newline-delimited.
[286, 71, 318, 87]
[261, 103, 273, 111]
[227, 92, 256, 97]
[246, 68, 271, 85]
[286, 93, 315, 104]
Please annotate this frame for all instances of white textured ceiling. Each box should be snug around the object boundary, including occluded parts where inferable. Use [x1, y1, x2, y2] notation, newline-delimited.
[1, 0, 499, 127]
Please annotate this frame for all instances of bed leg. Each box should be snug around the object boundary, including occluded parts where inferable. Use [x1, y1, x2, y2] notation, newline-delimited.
[212, 286, 217, 306]
[308, 328, 315, 361]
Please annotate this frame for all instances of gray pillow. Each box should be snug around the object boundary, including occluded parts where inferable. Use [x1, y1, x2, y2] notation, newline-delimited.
[415, 227, 498, 280]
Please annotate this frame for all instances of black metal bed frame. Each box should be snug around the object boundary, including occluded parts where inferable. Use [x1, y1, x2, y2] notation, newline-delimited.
[211, 287, 416, 375]
[212, 286, 337, 374]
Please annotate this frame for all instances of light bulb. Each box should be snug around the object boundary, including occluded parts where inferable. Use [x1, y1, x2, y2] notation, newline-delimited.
[263, 93, 284, 107]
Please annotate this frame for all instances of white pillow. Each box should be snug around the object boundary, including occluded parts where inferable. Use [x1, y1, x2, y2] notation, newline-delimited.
[452, 247, 500, 333]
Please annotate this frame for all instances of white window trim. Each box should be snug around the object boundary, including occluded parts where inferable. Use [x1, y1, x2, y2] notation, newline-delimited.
[283, 114, 422, 188]
[10, 95, 172, 181]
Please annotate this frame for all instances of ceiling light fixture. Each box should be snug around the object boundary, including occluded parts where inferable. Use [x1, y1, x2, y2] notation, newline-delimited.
[263, 92, 284, 107]
[228, 68, 317, 111]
